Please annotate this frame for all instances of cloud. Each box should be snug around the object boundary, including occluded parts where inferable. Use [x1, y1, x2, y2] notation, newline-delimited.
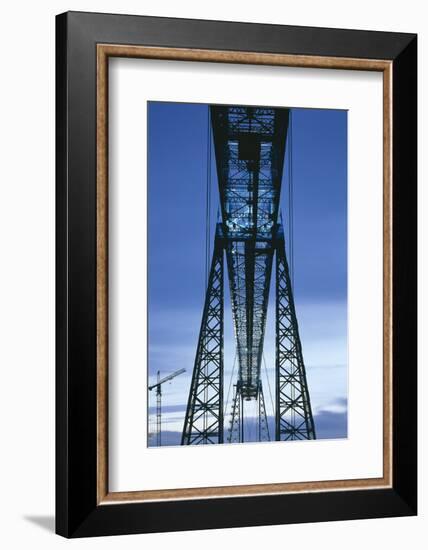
[147, 300, 348, 431]
[313, 409, 347, 439]
[148, 404, 347, 447]
[148, 404, 187, 415]
[148, 430, 183, 447]
[315, 396, 347, 415]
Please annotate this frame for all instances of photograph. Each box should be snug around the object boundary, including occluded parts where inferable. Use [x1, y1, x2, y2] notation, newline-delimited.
[147, 101, 348, 447]
[51, 8, 417, 540]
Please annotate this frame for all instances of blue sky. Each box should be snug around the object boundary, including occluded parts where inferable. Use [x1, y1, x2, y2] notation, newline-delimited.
[147, 102, 348, 446]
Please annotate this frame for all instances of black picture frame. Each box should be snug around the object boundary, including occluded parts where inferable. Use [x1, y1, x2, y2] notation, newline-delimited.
[56, 11, 417, 538]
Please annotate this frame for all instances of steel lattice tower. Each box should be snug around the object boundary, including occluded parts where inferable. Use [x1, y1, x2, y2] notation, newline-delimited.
[182, 105, 315, 445]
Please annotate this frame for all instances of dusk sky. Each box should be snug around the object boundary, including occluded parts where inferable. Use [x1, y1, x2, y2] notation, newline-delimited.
[147, 102, 348, 446]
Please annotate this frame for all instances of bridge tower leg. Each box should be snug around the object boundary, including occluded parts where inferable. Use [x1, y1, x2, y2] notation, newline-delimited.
[181, 231, 224, 444]
[275, 229, 316, 440]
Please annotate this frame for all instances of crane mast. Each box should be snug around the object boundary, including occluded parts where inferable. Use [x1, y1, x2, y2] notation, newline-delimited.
[149, 368, 185, 446]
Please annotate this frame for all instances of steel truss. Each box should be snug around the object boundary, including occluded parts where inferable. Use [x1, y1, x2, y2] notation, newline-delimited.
[227, 381, 270, 444]
[257, 383, 271, 442]
[181, 231, 224, 445]
[275, 228, 316, 440]
[227, 384, 242, 443]
[182, 105, 315, 444]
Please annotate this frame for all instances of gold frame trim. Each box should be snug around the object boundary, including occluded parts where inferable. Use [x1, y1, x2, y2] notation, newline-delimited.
[96, 44, 393, 504]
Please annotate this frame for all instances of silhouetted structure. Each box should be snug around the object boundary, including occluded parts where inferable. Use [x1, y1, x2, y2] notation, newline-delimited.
[182, 106, 315, 444]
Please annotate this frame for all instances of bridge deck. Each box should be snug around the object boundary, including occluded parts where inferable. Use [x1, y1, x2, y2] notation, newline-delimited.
[211, 105, 289, 399]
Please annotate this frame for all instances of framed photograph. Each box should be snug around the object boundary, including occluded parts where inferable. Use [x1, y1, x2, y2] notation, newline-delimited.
[56, 11, 417, 537]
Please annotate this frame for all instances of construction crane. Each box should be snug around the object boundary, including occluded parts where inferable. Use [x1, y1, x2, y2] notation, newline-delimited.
[148, 368, 185, 447]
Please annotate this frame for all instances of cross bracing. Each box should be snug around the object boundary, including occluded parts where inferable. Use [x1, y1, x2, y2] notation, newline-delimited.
[182, 105, 315, 444]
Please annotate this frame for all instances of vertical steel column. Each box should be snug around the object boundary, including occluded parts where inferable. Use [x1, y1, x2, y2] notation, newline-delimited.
[228, 384, 242, 443]
[257, 383, 271, 442]
[275, 228, 316, 440]
[182, 231, 224, 444]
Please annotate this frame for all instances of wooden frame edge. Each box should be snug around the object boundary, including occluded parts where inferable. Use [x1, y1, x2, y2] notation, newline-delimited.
[97, 45, 109, 503]
[96, 43, 393, 505]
